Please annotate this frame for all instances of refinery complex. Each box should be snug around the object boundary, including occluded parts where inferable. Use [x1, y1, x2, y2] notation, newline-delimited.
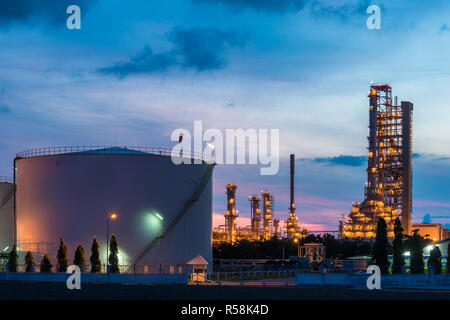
[0, 83, 449, 269]
[212, 83, 449, 243]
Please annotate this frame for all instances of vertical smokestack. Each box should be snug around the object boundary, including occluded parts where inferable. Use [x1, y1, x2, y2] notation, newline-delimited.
[286, 154, 299, 239]
[401, 101, 413, 236]
[290, 154, 295, 212]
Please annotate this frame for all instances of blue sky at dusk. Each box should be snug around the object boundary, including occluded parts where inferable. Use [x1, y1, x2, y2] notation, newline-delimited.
[1, 0, 450, 231]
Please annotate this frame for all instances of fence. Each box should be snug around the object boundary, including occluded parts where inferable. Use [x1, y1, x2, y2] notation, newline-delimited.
[0, 264, 189, 275]
[0, 264, 190, 285]
[207, 270, 297, 282]
[295, 273, 450, 290]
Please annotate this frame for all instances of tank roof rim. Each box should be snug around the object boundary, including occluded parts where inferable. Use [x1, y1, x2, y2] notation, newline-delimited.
[15, 146, 206, 162]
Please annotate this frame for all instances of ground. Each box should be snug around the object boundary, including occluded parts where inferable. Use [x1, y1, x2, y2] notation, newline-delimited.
[1, 280, 449, 300]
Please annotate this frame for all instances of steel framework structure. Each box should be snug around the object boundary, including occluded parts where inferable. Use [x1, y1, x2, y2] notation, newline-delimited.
[341, 84, 413, 238]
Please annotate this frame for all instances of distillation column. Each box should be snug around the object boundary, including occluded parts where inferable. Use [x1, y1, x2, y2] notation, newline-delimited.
[249, 195, 261, 240]
[225, 183, 238, 243]
[261, 190, 273, 240]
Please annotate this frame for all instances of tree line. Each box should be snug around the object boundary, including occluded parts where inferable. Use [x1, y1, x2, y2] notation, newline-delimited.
[373, 217, 447, 274]
[214, 217, 450, 274]
[6, 234, 120, 273]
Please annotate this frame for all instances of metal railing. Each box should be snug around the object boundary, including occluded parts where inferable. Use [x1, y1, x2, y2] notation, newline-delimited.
[0, 264, 189, 275]
[207, 270, 297, 281]
[16, 146, 205, 161]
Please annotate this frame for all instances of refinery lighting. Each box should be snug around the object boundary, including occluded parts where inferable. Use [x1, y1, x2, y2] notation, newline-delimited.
[3, 246, 8, 252]
[110, 213, 118, 220]
[404, 251, 410, 256]
[155, 213, 164, 221]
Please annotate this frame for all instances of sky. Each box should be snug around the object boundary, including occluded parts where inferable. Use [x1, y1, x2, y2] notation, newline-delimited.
[1, 0, 450, 232]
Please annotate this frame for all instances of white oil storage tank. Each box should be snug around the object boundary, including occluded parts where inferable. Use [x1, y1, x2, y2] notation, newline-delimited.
[0, 178, 14, 255]
[15, 146, 214, 269]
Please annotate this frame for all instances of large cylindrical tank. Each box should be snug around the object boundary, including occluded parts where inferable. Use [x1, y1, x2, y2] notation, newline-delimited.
[15, 147, 213, 268]
[0, 179, 14, 254]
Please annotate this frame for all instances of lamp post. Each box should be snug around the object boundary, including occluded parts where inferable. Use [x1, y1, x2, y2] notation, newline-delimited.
[151, 212, 164, 238]
[106, 212, 118, 273]
[294, 238, 300, 257]
[294, 238, 300, 272]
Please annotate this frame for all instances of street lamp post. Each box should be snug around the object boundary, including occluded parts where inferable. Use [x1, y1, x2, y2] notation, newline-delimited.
[106, 212, 117, 274]
[152, 212, 164, 238]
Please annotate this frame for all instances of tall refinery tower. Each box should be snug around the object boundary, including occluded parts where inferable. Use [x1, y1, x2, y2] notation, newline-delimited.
[341, 83, 413, 238]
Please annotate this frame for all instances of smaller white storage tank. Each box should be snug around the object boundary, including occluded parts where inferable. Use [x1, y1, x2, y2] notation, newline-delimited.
[0, 178, 14, 254]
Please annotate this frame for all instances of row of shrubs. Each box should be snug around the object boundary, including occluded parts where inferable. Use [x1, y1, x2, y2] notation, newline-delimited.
[6, 234, 121, 273]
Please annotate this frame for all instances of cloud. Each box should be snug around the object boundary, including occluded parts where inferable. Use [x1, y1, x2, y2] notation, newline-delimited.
[309, 0, 374, 22]
[99, 27, 247, 78]
[193, 0, 308, 14]
[302, 155, 367, 167]
[422, 213, 432, 223]
[0, 105, 11, 113]
[0, 0, 98, 28]
[440, 24, 450, 32]
[98, 47, 177, 77]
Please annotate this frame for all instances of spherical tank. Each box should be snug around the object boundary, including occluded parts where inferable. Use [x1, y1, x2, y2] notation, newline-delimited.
[15, 147, 213, 267]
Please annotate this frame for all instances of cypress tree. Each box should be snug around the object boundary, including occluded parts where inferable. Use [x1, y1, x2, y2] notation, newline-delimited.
[373, 217, 389, 274]
[410, 229, 425, 274]
[428, 246, 442, 274]
[7, 246, 18, 272]
[24, 251, 34, 273]
[40, 254, 52, 273]
[108, 234, 119, 273]
[56, 238, 68, 272]
[90, 236, 101, 273]
[73, 244, 85, 271]
[392, 218, 405, 274]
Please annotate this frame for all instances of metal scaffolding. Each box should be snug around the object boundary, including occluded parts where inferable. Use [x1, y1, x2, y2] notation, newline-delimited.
[341, 84, 413, 238]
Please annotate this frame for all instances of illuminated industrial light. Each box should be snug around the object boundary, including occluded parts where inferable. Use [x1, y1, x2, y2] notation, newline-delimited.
[426, 245, 433, 251]
[110, 213, 118, 220]
[3, 246, 9, 252]
[155, 213, 164, 221]
[404, 251, 410, 256]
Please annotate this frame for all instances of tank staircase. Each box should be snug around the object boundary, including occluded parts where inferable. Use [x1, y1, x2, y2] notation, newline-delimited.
[127, 164, 215, 271]
[0, 188, 13, 214]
